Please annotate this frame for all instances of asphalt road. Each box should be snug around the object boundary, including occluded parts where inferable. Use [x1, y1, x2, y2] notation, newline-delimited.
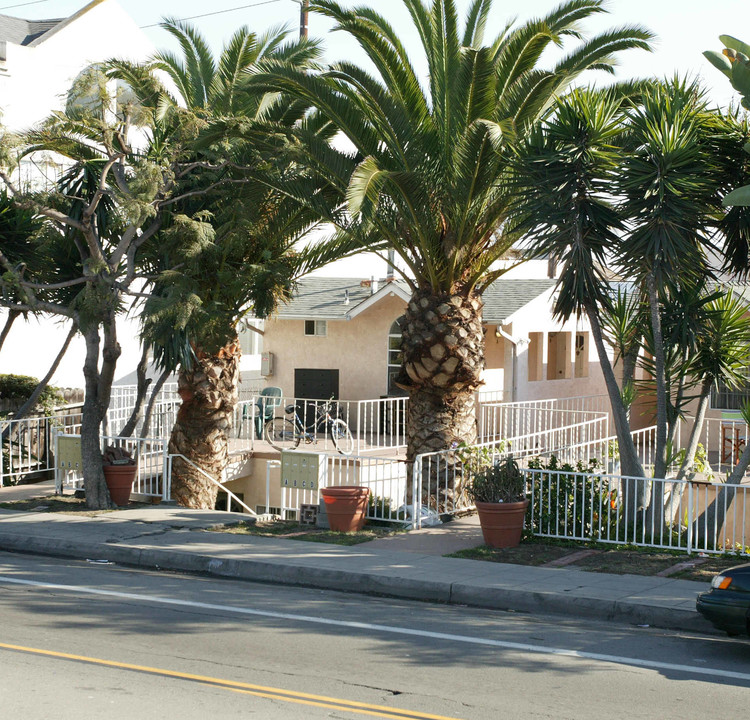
[0, 550, 749, 720]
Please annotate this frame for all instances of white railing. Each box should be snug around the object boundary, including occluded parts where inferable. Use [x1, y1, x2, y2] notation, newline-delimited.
[1, 411, 82, 486]
[479, 395, 609, 445]
[55, 434, 170, 502]
[106, 383, 179, 436]
[525, 467, 750, 556]
[239, 395, 406, 455]
[679, 416, 750, 479]
[168, 453, 256, 516]
[277, 453, 411, 526]
[355, 397, 408, 454]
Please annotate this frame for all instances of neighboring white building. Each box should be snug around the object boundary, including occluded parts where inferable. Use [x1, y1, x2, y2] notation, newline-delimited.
[0, 0, 154, 132]
[0, 1, 157, 388]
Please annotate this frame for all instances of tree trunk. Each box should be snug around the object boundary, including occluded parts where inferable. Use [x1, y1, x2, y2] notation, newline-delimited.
[584, 298, 649, 522]
[399, 288, 484, 508]
[0, 309, 20, 355]
[676, 378, 711, 482]
[119, 346, 151, 438]
[647, 273, 669, 479]
[140, 369, 171, 439]
[81, 323, 116, 509]
[645, 273, 668, 532]
[169, 337, 241, 509]
[584, 300, 644, 477]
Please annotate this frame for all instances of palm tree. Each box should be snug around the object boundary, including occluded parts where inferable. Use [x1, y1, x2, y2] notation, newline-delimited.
[617, 79, 727, 482]
[510, 87, 651, 478]
[254, 0, 652, 479]
[125, 20, 329, 508]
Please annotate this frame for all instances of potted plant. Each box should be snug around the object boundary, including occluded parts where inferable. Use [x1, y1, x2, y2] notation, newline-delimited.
[467, 455, 529, 548]
[102, 445, 136, 506]
[320, 485, 370, 532]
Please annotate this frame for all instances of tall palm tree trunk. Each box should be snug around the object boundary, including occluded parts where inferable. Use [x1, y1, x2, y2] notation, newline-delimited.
[645, 273, 669, 532]
[169, 337, 241, 509]
[401, 288, 484, 508]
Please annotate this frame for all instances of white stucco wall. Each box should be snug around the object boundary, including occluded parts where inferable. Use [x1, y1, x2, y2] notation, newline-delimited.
[0, 0, 154, 131]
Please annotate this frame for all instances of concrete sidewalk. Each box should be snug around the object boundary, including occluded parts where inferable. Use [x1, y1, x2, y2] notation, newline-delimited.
[0, 503, 716, 635]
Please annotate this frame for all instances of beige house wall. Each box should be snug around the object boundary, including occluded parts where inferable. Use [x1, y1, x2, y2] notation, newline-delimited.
[263, 293, 405, 401]
[262, 285, 611, 404]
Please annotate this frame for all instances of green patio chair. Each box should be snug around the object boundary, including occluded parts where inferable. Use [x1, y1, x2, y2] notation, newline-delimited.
[254, 387, 283, 439]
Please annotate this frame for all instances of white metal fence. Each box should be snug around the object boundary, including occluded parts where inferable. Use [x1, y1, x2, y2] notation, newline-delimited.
[525, 466, 750, 555]
[478, 395, 610, 445]
[235, 395, 409, 455]
[1, 409, 82, 486]
[276, 453, 411, 526]
[56, 434, 170, 501]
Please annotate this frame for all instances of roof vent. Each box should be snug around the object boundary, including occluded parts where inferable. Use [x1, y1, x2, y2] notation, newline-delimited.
[344, 289, 350, 305]
[371, 277, 378, 295]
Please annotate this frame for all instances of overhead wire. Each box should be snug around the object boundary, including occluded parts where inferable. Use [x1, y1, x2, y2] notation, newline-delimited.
[139, 0, 285, 29]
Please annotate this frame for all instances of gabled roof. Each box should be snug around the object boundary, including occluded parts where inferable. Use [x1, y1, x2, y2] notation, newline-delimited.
[0, 0, 107, 47]
[272, 276, 556, 324]
[0, 14, 62, 45]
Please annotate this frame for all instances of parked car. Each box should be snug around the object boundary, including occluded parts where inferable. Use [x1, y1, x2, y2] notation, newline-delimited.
[696, 563, 750, 636]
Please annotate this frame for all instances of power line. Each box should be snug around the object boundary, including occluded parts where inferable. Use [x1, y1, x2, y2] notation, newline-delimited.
[139, 0, 285, 29]
[0, 0, 54, 11]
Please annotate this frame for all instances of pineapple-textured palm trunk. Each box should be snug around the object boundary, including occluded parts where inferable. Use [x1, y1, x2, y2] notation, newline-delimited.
[169, 338, 241, 509]
[401, 288, 484, 510]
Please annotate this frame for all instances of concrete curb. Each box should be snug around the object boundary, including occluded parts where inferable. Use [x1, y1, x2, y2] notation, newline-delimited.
[0, 531, 715, 635]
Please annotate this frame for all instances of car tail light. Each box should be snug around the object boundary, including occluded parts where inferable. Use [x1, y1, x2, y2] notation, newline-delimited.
[711, 575, 733, 590]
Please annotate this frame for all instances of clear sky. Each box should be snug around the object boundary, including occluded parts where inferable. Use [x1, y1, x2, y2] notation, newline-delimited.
[3, 0, 747, 109]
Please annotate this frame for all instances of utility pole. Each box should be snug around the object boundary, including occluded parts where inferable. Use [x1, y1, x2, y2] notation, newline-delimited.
[299, 0, 309, 39]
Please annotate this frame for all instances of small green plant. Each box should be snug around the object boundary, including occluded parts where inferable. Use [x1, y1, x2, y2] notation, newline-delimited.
[674, 443, 714, 481]
[467, 456, 526, 504]
[367, 494, 406, 522]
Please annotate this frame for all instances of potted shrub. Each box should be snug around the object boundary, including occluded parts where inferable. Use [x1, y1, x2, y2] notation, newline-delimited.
[467, 455, 529, 548]
[320, 485, 370, 532]
[102, 445, 136, 506]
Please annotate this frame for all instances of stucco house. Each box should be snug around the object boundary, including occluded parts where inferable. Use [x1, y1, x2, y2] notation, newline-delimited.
[257, 276, 608, 404]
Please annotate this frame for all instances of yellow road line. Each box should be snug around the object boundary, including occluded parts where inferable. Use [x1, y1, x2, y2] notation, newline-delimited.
[0, 642, 463, 720]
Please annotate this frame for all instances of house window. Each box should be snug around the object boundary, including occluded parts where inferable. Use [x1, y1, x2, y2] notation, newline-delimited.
[711, 370, 750, 410]
[574, 332, 589, 378]
[528, 332, 543, 382]
[304, 320, 327, 337]
[547, 332, 571, 380]
[387, 319, 403, 395]
[238, 320, 264, 355]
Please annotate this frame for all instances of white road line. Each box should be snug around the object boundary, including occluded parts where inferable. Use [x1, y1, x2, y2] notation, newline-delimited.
[0, 574, 747, 682]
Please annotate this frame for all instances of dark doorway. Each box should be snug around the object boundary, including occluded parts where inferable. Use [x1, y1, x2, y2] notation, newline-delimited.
[294, 369, 339, 400]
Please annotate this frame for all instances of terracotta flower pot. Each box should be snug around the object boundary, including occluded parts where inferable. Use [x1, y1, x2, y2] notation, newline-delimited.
[320, 486, 370, 532]
[103, 464, 136, 506]
[475, 499, 530, 549]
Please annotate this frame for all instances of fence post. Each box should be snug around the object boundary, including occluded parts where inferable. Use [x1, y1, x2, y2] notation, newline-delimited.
[412, 455, 422, 530]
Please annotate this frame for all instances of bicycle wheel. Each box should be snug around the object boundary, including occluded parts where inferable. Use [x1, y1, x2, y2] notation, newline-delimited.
[264, 417, 300, 451]
[330, 419, 354, 455]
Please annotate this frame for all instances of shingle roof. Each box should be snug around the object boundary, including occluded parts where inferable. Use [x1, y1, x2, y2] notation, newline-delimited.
[273, 276, 556, 323]
[0, 14, 64, 45]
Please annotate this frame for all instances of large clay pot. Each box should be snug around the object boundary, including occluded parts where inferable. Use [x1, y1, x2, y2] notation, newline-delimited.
[320, 486, 370, 532]
[103, 464, 137, 506]
[475, 499, 530, 548]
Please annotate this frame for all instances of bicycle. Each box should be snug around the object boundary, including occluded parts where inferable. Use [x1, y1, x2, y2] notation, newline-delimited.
[263, 397, 354, 455]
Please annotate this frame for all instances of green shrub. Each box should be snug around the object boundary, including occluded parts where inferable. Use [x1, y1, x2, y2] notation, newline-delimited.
[526, 455, 617, 539]
[0, 374, 63, 415]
